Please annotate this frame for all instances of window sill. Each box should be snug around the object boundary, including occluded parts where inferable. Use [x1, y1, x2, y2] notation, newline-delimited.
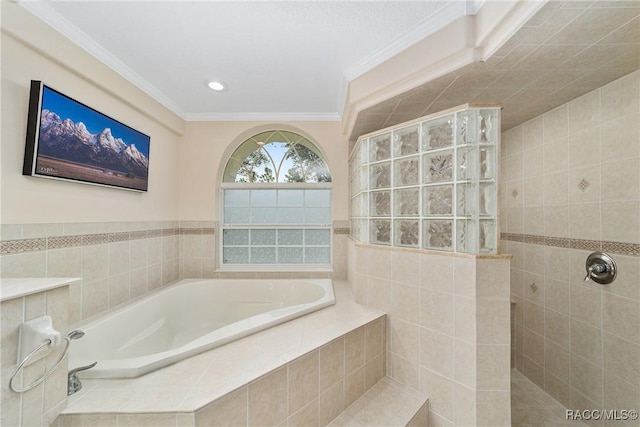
[215, 264, 332, 273]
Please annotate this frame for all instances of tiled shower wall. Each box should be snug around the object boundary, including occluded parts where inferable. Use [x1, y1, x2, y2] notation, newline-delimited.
[502, 70, 640, 423]
[347, 238, 511, 426]
[0, 220, 349, 324]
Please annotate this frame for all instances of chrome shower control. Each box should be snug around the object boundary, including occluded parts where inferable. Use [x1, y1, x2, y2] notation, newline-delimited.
[584, 252, 616, 285]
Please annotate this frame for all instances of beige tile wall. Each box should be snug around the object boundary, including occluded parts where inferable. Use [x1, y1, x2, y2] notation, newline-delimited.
[1, 219, 348, 327]
[502, 70, 640, 426]
[347, 239, 511, 426]
[194, 318, 385, 427]
[1, 286, 70, 427]
[1, 221, 180, 325]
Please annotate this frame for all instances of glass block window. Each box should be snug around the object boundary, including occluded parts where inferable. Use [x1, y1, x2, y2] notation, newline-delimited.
[349, 105, 500, 254]
[221, 131, 331, 268]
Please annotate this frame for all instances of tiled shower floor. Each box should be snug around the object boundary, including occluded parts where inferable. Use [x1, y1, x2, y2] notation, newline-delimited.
[512, 369, 588, 427]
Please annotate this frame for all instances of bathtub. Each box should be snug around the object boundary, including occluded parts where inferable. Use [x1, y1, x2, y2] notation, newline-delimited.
[69, 278, 335, 378]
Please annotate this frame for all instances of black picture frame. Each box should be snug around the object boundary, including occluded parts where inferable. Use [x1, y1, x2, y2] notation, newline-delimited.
[23, 80, 151, 192]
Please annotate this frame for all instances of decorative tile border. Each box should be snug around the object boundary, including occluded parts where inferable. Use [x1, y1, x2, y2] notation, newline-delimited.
[0, 224, 356, 255]
[0, 238, 46, 255]
[602, 241, 640, 257]
[46, 235, 82, 250]
[179, 227, 216, 235]
[0, 227, 206, 256]
[501, 233, 640, 257]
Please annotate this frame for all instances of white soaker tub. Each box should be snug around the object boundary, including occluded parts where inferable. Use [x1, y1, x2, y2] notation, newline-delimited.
[69, 278, 335, 378]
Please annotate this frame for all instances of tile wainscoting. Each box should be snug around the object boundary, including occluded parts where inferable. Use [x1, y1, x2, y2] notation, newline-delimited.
[0, 221, 349, 325]
[347, 238, 512, 426]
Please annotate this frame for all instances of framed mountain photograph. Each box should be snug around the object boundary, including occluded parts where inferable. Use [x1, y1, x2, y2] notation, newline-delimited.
[23, 80, 150, 191]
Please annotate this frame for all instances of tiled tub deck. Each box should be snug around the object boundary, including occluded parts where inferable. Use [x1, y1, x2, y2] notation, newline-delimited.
[57, 280, 391, 426]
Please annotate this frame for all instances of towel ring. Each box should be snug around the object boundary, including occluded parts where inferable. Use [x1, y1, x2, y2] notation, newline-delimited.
[9, 336, 70, 393]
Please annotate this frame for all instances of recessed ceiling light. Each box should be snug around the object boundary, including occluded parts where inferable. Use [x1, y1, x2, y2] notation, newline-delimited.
[207, 80, 227, 91]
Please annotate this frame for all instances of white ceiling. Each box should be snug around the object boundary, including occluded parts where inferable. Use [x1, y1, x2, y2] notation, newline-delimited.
[21, 0, 478, 121]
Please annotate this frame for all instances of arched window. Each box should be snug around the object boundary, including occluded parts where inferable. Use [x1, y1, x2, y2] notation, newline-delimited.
[223, 130, 331, 183]
[220, 130, 332, 269]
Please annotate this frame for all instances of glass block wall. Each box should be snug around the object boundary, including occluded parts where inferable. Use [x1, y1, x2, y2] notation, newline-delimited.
[349, 105, 500, 254]
[222, 187, 332, 265]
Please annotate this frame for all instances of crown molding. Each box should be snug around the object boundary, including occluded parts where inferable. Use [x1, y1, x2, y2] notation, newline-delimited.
[184, 112, 342, 122]
[18, 1, 188, 120]
[343, 1, 466, 81]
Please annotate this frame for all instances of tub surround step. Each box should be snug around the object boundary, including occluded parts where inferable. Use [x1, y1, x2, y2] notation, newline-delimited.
[328, 377, 429, 427]
[57, 280, 387, 427]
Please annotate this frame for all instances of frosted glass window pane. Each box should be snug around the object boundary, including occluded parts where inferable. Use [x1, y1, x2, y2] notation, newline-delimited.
[277, 207, 305, 223]
[422, 115, 454, 151]
[479, 220, 496, 253]
[359, 138, 368, 163]
[457, 183, 476, 217]
[305, 207, 331, 224]
[350, 170, 361, 196]
[370, 220, 391, 245]
[423, 151, 453, 183]
[278, 229, 303, 245]
[278, 190, 304, 206]
[479, 183, 496, 217]
[479, 110, 496, 143]
[223, 229, 249, 245]
[305, 229, 330, 245]
[394, 157, 419, 187]
[456, 110, 478, 145]
[370, 191, 391, 217]
[224, 190, 250, 206]
[393, 188, 419, 217]
[456, 219, 477, 253]
[351, 219, 365, 242]
[370, 163, 391, 189]
[423, 220, 453, 251]
[457, 147, 476, 181]
[305, 189, 331, 207]
[360, 166, 368, 192]
[305, 247, 330, 264]
[223, 247, 249, 264]
[394, 219, 419, 247]
[479, 147, 495, 180]
[278, 247, 303, 263]
[423, 185, 453, 216]
[394, 126, 419, 156]
[351, 196, 361, 218]
[250, 207, 277, 223]
[251, 247, 276, 263]
[251, 189, 277, 206]
[251, 229, 276, 245]
[370, 133, 391, 162]
[224, 208, 250, 223]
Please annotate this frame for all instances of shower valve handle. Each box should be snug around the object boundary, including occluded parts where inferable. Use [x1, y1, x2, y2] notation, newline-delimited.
[584, 263, 606, 282]
[583, 252, 616, 285]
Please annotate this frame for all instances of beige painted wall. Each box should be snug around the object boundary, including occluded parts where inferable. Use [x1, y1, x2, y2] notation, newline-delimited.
[1, 2, 183, 225]
[178, 121, 349, 221]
